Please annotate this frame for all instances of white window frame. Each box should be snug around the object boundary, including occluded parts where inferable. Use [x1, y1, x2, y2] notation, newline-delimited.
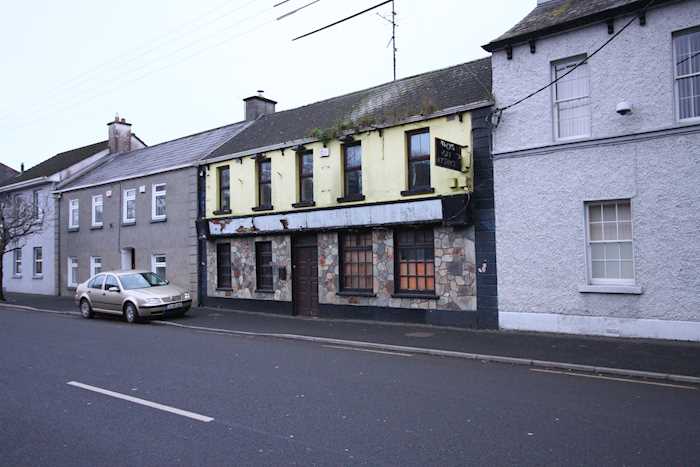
[68, 257, 79, 288]
[68, 199, 79, 229]
[33, 247, 43, 278]
[13, 248, 22, 277]
[673, 26, 700, 123]
[151, 183, 167, 221]
[151, 254, 167, 279]
[584, 200, 636, 286]
[552, 55, 591, 141]
[91, 194, 103, 227]
[32, 189, 40, 219]
[90, 256, 102, 277]
[123, 189, 136, 224]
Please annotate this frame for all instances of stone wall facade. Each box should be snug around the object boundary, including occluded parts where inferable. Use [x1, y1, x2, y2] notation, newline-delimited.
[207, 235, 292, 302]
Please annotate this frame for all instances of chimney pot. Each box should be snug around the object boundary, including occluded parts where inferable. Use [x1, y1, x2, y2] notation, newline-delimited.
[20, 163, 24, 173]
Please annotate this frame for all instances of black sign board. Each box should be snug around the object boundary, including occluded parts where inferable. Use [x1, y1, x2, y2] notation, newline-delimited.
[435, 138, 462, 172]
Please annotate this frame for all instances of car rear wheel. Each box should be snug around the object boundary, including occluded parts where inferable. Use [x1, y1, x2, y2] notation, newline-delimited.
[124, 302, 140, 324]
[80, 299, 94, 319]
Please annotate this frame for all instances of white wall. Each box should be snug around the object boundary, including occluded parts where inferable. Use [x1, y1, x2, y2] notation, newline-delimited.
[491, 1, 700, 340]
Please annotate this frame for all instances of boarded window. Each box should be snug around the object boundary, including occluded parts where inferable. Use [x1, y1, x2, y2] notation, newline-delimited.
[340, 232, 373, 292]
[216, 243, 232, 289]
[395, 227, 435, 294]
[255, 241, 273, 291]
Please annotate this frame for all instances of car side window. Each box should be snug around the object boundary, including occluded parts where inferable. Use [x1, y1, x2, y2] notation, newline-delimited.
[89, 275, 105, 289]
[104, 275, 120, 291]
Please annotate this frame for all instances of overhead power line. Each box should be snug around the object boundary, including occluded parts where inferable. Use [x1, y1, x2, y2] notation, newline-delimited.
[276, 0, 321, 21]
[292, 0, 392, 41]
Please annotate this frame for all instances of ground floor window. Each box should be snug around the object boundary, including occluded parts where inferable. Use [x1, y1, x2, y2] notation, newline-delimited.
[152, 254, 167, 279]
[255, 241, 273, 291]
[586, 200, 634, 284]
[33, 247, 43, 277]
[216, 243, 231, 289]
[68, 257, 79, 287]
[394, 227, 435, 294]
[90, 256, 102, 277]
[13, 248, 22, 276]
[340, 231, 373, 292]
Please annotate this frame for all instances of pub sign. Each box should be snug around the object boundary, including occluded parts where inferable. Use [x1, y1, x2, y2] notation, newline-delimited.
[435, 137, 463, 172]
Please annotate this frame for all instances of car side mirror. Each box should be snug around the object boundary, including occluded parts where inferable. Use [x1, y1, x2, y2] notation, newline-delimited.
[164, 280, 169, 285]
[107, 286, 120, 292]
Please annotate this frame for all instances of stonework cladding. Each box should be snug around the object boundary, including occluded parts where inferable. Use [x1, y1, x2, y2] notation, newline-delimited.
[207, 235, 292, 302]
[318, 226, 476, 312]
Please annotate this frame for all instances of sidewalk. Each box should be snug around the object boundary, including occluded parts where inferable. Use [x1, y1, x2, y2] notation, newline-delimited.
[3, 292, 700, 378]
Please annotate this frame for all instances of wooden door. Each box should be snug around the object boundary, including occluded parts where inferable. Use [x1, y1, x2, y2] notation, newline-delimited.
[292, 234, 319, 317]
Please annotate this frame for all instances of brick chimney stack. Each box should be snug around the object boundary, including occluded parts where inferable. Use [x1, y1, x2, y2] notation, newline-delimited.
[107, 114, 132, 154]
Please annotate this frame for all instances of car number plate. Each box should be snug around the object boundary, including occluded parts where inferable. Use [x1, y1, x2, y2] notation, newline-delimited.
[166, 303, 181, 310]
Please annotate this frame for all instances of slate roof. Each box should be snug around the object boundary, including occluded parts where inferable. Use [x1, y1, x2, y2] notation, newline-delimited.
[0, 140, 109, 188]
[209, 57, 493, 159]
[483, 0, 670, 51]
[0, 162, 18, 184]
[60, 121, 251, 191]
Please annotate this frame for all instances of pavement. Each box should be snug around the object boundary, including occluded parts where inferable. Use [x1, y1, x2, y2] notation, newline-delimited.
[1, 308, 699, 467]
[3, 292, 700, 379]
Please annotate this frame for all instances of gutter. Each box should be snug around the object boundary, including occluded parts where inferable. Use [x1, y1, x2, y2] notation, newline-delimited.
[0, 176, 51, 193]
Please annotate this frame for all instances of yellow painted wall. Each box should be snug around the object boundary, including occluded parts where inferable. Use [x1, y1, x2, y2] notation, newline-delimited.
[205, 114, 473, 218]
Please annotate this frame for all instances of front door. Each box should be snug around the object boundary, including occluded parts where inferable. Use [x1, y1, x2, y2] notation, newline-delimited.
[292, 234, 319, 317]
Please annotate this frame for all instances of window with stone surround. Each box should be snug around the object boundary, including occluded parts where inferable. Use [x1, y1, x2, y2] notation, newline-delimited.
[216, 243, 232, 289]
[255, 241, 273, 291]
[674, 26, 700, 121]
[585, 200, 635, 285]
[394, 227, 435, 294]
[339, 231, 373, 292]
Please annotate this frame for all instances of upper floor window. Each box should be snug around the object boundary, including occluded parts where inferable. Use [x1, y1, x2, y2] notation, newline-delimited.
[91, 195, 103, 227]
[585, 200, 634, 285]
[343, 143, 362, 198]
[257, 159, 272, 208]
[123, 188, 136, 224]
[674, 27, 700, 121]
[152, 183, 167, 221]
[407, 130, 431, 191]
[32, 190, 40, 219]
[553, 56, 591, 140]
[298, 151, 314, 204]
[217, 166, 230, 212]
[68, 199, 79, 229]
[33, 247, 43, 277]
[255, 241, 273, 291]
[13, 248, 22, 276]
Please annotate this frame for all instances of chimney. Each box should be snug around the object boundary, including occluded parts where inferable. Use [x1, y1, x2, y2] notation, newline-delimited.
[107, 114, 133, 154]
[244, 90, 276, 121]
[20, 163, 24, 174]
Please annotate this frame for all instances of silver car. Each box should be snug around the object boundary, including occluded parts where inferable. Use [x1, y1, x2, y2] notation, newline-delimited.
[75, 270, 192, 323]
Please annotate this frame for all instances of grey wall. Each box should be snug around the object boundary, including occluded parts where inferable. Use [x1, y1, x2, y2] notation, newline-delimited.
[59, 168, 199, 303]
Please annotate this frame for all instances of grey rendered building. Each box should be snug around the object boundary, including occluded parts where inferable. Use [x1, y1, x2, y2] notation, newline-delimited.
[56, 118, 249, 304]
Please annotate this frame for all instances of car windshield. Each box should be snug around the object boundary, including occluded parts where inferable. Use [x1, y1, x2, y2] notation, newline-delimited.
[119, 272, 167, 290]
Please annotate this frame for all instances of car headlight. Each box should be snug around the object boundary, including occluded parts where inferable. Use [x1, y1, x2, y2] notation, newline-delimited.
[143, 298, 162, 306]
[183, 292, 191, 300]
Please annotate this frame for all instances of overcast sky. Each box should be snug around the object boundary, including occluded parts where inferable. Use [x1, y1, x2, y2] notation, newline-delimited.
[0, 0, 534, 171]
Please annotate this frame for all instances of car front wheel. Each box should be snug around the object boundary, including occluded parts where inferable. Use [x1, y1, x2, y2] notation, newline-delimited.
[80, 299, 94, 319]
[124, 303, 140, 324]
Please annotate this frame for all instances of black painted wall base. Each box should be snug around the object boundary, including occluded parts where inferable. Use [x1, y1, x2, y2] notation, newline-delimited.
[203, 296, 294, 315]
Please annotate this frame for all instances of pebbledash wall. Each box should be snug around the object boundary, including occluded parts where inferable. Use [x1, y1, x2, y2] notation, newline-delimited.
[490, 1, 700, 341]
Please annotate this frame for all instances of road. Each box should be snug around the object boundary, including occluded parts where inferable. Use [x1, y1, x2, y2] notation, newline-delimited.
[1, 307, 698, 467]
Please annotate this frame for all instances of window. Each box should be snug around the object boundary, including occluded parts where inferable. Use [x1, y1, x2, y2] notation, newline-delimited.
[90, 256, 102, 277]
[343, 143, 362, 197]
[88, 274, 105, 290]
[152, 254, 167, 279]
[104, 274, 120, 291]
[68, 257, 79, 287]
[32, 190, 40, 219]
[395, 228, 435, 294]
[407, 130, 431, 191]
[91, 195, 103, 227]
[123, 188, 136, 224]
[217, 166, 230, 212]
[33, 247, 42, 277]
[340, 232, 373, 292]
[255, 241, 273, 291]
[298, 151, 314, 203]
[216, 243, 232, 289]
[674, 27, 700, 121]
[553, 56, 591, 139]
[586, 200, 634, 284]
[68, 199, 79, 229]
[257, 159, 272, 208]
[13, 248, 22, 276]
[152, 183, 167, 221]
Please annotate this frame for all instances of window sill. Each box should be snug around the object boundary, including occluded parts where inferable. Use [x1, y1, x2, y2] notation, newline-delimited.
[12, 275, 22, 279]
[400, 187, 435, 197]
[216, 287, 233, 291]
[252, 205, 274, 212]
[90, 225, 103, 230]
[255, 288, 275, 294]
[292, 201, 316, 208]
[336, 291, 376, 298]
[578, 285, 643, 295]
[213, 209, 232, 216]
[32, 275, 43, 280]
[391, 292, 439, 300]
[67, 227, 79, 233]
[122, 221, 136, 227]
[151, 217, 167, 224]
[337, 194, 365, 203]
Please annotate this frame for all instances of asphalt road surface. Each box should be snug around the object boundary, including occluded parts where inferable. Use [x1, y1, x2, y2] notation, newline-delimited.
[1, 307, 698, 467]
